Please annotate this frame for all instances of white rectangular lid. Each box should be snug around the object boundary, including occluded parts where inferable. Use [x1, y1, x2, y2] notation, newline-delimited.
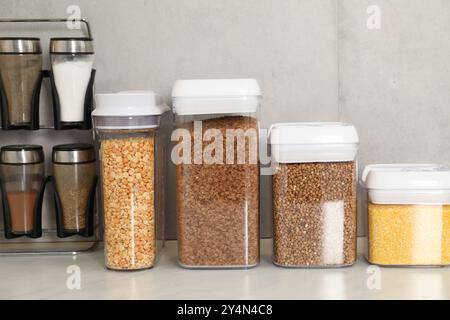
[269, 122, 359, 163]
[171, 79, 261, 115]
[362, 164, 450, 204]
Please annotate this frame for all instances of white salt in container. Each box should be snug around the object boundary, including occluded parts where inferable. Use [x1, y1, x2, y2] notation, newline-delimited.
[50, 38, 94, 123]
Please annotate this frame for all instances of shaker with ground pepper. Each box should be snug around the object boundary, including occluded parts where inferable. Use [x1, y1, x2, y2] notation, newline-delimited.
[93, 91, 169, 270]
[270, 123, 359, 268]
[52, 143, 97, 238]
[0, 38, 43, 129]
[0, 145, 47, 238]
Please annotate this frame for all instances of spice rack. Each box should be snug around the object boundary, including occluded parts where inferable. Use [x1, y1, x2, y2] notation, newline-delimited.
[0, 18, 99, 254]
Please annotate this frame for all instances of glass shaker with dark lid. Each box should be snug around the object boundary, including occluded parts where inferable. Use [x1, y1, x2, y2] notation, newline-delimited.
[0, 38, 43, 130]
[0, 145, 46, 238]
[52, 143, 97, 238]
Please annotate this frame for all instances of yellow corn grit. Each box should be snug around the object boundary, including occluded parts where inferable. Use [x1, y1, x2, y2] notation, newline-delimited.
[368, 203, 450, 266]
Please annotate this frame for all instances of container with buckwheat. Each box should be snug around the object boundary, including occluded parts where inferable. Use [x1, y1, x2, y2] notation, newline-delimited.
[270, 123, 359, 268]
[172, 79, 262, 269]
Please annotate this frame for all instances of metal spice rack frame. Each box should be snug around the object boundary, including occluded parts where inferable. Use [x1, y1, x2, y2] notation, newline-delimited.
[0, 18, 100, 254]
[0, 18, 92, 39]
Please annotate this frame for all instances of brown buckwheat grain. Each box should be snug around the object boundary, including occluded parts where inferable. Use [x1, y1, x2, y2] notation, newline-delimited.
[102, 135, 155, 270]
[272, 161, 357, 267]
[176, 116, 260, 268]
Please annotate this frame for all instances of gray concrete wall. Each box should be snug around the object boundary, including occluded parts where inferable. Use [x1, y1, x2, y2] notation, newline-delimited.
[1, 0, 449, 239]
[338, 0, 450, 234]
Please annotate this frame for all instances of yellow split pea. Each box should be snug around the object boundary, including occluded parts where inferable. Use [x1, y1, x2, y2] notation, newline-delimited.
[368, 203, 450, 266]
[102, 135, 155, 270]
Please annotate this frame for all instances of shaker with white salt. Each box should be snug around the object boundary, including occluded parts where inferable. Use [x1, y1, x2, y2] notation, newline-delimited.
[50, 38, 94, 123]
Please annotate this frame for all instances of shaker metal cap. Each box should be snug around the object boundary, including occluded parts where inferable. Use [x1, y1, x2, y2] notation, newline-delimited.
[1, 145, 44, 164]
[52, 144, 96, 164]
[50, 37, 94, 54]
[171, 79, 261, 116]
[0, 37, 42, 54]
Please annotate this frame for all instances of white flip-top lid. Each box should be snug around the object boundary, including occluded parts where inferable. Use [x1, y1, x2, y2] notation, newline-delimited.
[269, 122, 359, 163]
[171, 79, 261, 116]
[362, 164, 450, 205]
[93, 91, 170, 129]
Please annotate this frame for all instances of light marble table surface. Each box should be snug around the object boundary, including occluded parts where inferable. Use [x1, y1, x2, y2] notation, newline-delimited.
[0, 238, 449, 300]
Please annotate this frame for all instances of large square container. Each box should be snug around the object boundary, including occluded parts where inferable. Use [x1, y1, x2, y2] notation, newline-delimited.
[172, 79, 261, 269]
[362, 164, 450, 267]
[270, 123, 359, 268]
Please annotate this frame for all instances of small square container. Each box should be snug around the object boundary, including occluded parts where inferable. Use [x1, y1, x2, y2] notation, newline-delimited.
[270, 123, 359, 268]
[362, 164, 450, 267]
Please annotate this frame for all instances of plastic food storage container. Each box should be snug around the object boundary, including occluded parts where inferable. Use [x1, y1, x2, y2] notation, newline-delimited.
[0, 145, 47, 238]
[270, 123, 359, 268]
[50, 38, 95, 130]
[52, 144, 97, 238]
[0, 38, 43, 130]
[93, 91, 169, 271]
[172, 79, 261, 269]
[362, 164, 450, 267]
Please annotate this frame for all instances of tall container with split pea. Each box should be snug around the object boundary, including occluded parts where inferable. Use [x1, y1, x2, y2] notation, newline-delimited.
[363, 164, 450, 267]
[172, 79, 261, 269]
[93, 91, 170, 271]
[270, 123, 359, 268]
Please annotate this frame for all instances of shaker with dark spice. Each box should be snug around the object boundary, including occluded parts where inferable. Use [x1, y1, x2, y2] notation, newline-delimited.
[0, 145, 46, 238]
[270, 123, 359, 268]
[52, 144, 97, 237]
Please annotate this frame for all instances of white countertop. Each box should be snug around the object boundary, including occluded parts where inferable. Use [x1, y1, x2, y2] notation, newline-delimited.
[1, 238, 449, 300]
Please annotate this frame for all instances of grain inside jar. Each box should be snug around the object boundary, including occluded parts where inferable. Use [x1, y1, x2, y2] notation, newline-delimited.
[176, 116, 260, 268]
[368, 204, 450, 266]
[101, 133, 155, 270]
[273, 162, 357, 267]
